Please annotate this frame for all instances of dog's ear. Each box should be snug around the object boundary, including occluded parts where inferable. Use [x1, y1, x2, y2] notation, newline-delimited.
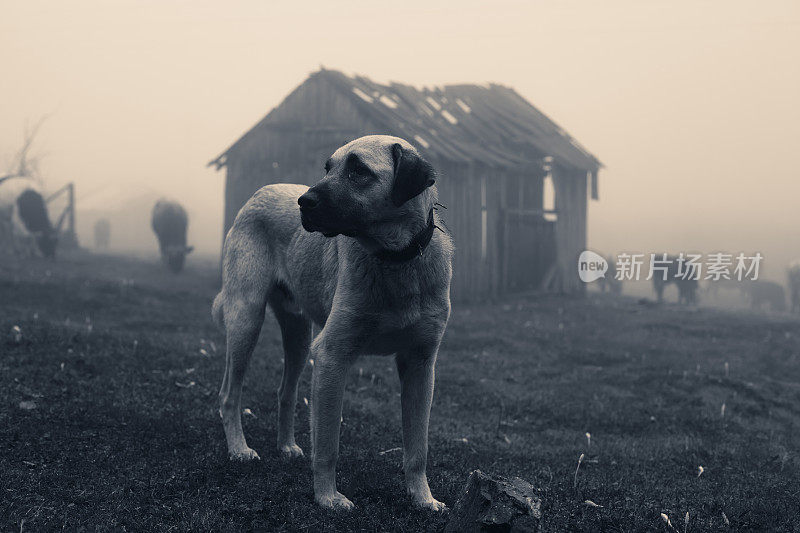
[390, 143, 436, 207]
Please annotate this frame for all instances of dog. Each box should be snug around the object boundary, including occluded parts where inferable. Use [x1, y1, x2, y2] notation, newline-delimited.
[212, 135, 453, 511]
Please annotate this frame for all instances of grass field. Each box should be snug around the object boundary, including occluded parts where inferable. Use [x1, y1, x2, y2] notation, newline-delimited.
[2, 251, 799, 532]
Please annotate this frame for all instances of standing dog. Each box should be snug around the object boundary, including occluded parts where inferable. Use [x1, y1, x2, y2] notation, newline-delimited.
[212, 135, 453, 511]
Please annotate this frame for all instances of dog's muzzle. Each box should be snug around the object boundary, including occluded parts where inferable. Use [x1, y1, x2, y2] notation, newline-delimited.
[298, 190, 320, 211]
[298, 190, 341, 237]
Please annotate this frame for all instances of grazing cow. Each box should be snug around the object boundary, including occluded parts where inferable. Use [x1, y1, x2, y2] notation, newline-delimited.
[93, 218, 111, 249]
[788, 262, 800, 314]
[652, 255, 698, 305]
[0, 176, 58, 257]
[747, 280, 787, 313]
[151, 199, 193, 273]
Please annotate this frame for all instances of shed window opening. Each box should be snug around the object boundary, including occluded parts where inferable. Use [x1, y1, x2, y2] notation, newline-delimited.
[543, 172, 556, 222]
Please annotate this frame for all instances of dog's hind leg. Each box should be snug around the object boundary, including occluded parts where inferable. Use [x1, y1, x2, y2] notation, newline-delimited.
[217, 235, 270, 461]
[270, 294, 312, 459]
[219, 298, 266, 461]
[212, 294, 231, 399]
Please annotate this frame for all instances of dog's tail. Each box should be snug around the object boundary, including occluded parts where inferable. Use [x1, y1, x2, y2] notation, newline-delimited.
[211, 292, 225, 331]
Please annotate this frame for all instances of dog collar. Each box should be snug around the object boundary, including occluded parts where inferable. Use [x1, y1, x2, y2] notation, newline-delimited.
[374, 209, 436, 263]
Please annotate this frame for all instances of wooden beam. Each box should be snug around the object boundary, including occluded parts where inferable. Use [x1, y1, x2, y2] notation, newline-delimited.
[502, 207, 558, 217]
[46, 184, 71, 202]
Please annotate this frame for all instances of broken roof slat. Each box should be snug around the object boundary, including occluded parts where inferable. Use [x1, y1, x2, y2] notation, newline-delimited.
[211, 69, 601, 173]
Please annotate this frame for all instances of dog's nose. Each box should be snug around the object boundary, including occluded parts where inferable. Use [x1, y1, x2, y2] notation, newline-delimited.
[298, 192, 319, 210]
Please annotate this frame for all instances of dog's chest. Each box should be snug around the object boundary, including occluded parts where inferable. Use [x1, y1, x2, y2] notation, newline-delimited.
[347, 259, 449, 340]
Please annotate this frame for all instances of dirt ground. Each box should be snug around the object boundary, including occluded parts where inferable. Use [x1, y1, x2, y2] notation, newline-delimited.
[1, 251, 799, 531]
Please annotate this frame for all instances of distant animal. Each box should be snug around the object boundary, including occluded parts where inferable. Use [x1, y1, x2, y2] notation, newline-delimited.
[212, 135, 452, 511]
[652, 255, 698, 305]
[597, 255, 622, 294]
[705, 278, 746, 299]
[746, 280, 787, 313]
[788, 262, 800, 314]
[0, 176, 58, 257]
[94, 218, 110, 249]
[151, 199, 193, 273]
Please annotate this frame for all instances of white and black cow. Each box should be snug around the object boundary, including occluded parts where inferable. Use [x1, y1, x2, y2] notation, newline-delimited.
[0, 176, 58, 258]
[151, 199, 193, 273]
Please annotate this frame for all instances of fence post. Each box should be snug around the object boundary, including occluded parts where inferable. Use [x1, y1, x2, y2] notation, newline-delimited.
[68, 183, 75, 243]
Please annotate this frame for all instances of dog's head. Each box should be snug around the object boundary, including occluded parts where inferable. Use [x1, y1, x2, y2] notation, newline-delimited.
[298, 135, 435, 238]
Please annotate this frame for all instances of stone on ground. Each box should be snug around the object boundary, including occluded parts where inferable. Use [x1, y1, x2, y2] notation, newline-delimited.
[445, 470, 542, 532]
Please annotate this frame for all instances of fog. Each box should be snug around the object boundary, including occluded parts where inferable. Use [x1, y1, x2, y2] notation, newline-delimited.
[2, 0, 799, 278]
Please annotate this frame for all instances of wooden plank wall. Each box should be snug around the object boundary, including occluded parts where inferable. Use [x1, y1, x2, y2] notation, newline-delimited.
[220, 73, 591, 300]
[552, 165, 588, 292]
[222, 75, 382, 238]
[227, 154, 586, 300]
[431, 161, 502, 301]
[435, 161, 477, 301]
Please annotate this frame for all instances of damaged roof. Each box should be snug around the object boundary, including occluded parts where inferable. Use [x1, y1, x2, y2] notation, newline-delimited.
[211, 69, 601, 172]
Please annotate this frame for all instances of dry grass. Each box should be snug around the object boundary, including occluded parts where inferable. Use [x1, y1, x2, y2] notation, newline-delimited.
[1, 251, 799, 531]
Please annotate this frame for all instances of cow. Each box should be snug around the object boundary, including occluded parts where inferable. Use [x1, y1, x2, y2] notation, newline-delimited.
[652, 255, 698, 305]
[0, 176, 58, 258]
[151, 199, 193, 273]
[746, 280, 786, 313]
[788, 262, 800, 314]
[94, 218, 111, 249]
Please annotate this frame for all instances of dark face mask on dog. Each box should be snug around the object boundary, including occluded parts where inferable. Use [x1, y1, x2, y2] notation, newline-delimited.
[298, 139, 435, 238]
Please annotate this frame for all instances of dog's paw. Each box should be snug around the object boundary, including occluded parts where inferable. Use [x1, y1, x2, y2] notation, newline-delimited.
[412, 496, 447, 512]
[229, 447, 260, 462]
[316, 491, 355, 511]
[278, 443, 304, 459]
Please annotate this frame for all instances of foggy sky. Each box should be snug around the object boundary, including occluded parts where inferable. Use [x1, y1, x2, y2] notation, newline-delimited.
[2, 1, 799, 278]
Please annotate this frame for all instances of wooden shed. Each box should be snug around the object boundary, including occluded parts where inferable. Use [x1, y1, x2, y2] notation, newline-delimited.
[210, 69, 602, 300]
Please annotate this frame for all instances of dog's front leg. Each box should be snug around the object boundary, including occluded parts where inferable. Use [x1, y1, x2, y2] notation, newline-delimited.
[310, 340, 355, 510]
[395, 349, 446, 511]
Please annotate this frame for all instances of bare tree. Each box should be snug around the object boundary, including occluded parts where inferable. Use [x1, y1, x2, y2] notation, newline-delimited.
[3, 114, 51, 185]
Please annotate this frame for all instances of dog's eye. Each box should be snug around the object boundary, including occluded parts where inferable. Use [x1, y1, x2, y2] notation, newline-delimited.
[349, 166, 372, 184]
[353, 162, 371, 176]
[324, 161, 331, 173]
